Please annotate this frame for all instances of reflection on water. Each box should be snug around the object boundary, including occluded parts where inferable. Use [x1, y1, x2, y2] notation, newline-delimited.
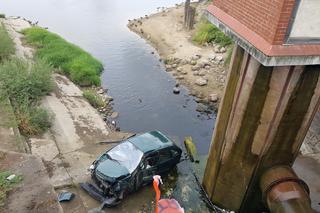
[0, 0, 216, 211]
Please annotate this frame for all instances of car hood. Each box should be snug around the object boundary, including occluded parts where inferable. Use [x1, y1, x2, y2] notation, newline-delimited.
[96, 159, 130, 180]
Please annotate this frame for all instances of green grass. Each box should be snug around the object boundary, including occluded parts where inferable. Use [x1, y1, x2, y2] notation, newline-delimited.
[83, 89, 105, 108]
[0, 58, 54, 136]
[21, 27, 103, 86]
[0, 171, 22, 207]
[0, 23, 15, 61]
[192, 19, 232, 47]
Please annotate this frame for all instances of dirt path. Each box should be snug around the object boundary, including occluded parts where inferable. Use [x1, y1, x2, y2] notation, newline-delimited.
[1, 17, 33, 59]
[128, 3, 229, 105]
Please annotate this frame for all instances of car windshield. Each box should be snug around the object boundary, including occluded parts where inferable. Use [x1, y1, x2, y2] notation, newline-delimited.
[107, 141, 143, 173]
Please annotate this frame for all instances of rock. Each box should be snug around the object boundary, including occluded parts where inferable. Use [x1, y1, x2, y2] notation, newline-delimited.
[191, 65, 200, 71]
[195, 97, 201, 103]
[97, 89, 104, 94]
[180, 59, 188, 65]
[193, 71, 199, 76]
[181, 70, 188, 75]
[181, 185, 192, 202]
[172, 63, 178, 68]
[172, 72, 178, 76]
[190, 60, 197, 65]
[104, 95, 113, 101]
[204, 65, 211, 70]
[198, 70, 206, 76]
[111, 112, 119, 119]
[199, 59, 210, 67]
[196, 103, 208, 112]
[214, 46, 220, 53]
[216, 55, 224, 62]
[208, 55, 216, 61]
[209, 93, 218, 102]
[176, 75, 184, 80]
[173, 87, 180, 94]
[195, 78, 208, 86]
[147, 34, 151, 40]
[220, 47, 226, 53]
[176, 67, 183, 72]
[151, 51, 154, 54]
[191, 55, 200, 61]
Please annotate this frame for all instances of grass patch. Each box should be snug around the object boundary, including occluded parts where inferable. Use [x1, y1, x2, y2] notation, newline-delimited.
[0, 58, 54, 136]
[0, 23, 15, 61]
[192, 19, 232, 47]
[21, 27, 103, 86]
[83, 89, 105, 108]
[0, 171, 22, 207]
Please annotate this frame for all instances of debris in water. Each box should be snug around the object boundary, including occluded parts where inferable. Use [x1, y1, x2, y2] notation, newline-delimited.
[58, 192, 75, 202]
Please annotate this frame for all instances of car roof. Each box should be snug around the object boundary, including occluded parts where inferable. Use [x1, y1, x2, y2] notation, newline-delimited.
[128, 131, 175, 153]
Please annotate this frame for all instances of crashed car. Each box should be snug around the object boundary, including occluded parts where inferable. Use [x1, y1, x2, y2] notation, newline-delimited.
[80, 131, 182, 206]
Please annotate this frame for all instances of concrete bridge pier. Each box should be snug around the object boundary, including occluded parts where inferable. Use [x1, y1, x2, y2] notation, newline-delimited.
[203, 45, 320, 212]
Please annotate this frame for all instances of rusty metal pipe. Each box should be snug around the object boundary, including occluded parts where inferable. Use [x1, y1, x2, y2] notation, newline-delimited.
[260, 166, 314, 213]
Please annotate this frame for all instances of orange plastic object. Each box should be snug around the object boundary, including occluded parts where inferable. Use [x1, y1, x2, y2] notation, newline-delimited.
[153, 175, 184, 213]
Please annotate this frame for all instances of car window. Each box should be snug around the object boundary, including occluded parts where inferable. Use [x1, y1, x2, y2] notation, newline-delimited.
[145, 153, 159, 168]
[159, 150, 171, 163]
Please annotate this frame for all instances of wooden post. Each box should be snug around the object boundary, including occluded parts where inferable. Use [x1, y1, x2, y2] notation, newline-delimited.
[203, 44, 320, 212]
[184, 0, 190, 24]
[184, 0, 195, 30]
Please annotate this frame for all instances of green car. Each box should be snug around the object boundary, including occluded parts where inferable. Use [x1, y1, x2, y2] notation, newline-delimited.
[80, 131, 182, 207]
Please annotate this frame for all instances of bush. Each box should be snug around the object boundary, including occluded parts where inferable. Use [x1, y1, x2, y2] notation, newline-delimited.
[0, 171, 22, 207]
[0, 14, 5, 18]
[83, 89, 105, 108]
[22, 27, 103, 86]
[0, 58, 53, 105]
[192, 20, 232, 47]
[16, 106, 53, 136]
[0, 23, 14, 61]
[0, 58, 54, 136]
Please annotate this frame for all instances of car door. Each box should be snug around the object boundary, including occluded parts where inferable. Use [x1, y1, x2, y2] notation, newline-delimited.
[158, 148, 174, 175]
[141, 152, 159, 184]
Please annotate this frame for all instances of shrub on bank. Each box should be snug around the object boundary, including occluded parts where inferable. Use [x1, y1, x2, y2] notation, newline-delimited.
[83, 89, 105, 108]
[0, 58, 54, 136]
[0, 23, 15, 61]
[22, 27, 103, 86]
[0, 14, 5, 18]
[192, 20, 232, 47]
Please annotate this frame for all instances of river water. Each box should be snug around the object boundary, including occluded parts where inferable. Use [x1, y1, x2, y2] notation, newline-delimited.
[0, 0, 215, 154]
[0, 0, 216, 211]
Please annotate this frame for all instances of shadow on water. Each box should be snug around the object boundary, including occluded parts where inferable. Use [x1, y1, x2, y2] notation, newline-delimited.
[0, 0, 216, 211]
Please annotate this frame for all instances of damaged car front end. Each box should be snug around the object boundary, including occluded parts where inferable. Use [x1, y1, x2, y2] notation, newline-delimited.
[80, 131, 182, 207]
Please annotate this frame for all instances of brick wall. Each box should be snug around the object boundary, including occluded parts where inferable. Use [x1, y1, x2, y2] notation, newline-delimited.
[213, 0, 295, 45]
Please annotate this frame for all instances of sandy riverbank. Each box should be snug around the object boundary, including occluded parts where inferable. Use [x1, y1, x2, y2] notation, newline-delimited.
[128, 2, 229, 107]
